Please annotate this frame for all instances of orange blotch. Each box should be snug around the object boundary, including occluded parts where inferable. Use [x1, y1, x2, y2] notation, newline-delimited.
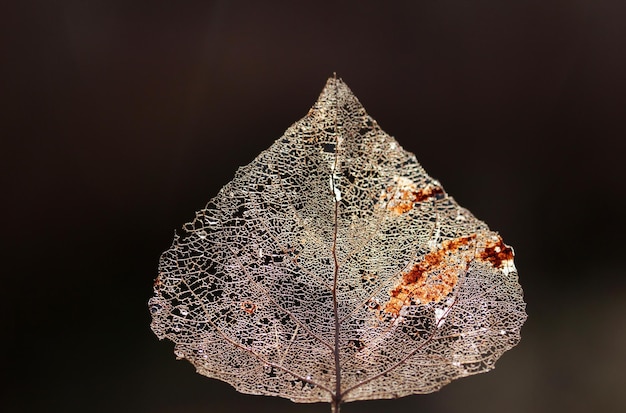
[478, 236, 514, 269]
[412, 185, 445, 202]
[382, 180, 445, 215]
[383, 235, 475, 316]
[240, 301, 257, 315]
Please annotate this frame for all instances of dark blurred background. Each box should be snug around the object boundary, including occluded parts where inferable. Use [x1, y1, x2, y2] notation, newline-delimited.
[3, 1, 625, 412]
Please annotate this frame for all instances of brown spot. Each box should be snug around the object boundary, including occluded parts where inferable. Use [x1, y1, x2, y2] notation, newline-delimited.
[478, 236, 514, 269]
[412, 185, 445, 202]
[381, 178, 445, 215]
[383, 235, 476, 316]
[240, 301, 257, 315]
[441, 234, 476, 251]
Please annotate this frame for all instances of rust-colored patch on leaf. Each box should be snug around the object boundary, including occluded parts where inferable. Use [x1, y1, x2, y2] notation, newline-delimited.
[384, 235, 476, 315]
[412, 185, 445, 202]
[383, 232, 517, 316]
[380, 177, 445, 215]
[478, 236, 514, 269]
[241, 301, 257, 315]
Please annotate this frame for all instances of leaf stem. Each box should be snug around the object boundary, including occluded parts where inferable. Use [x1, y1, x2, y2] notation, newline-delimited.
[331, 76, 343, 412]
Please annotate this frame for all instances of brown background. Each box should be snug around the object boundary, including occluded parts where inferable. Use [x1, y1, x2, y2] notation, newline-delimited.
[3, 1, 626, 412]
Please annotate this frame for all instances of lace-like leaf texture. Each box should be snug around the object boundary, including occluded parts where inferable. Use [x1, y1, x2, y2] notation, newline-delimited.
[149, 77, 527, 405]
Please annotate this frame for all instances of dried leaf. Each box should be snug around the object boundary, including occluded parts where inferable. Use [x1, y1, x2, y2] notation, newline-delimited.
[149, 76, 527, 411]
